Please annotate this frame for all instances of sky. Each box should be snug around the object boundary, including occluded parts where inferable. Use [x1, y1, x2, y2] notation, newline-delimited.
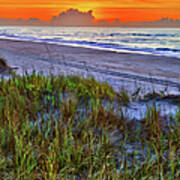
[0, 0, 180, 22]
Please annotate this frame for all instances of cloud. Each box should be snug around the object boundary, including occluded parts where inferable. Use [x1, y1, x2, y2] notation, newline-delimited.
[51, 8, 95, 26]
[0, 17, 44, 26]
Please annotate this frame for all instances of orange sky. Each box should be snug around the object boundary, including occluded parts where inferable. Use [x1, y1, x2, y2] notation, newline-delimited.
[0, 0, 180, 21]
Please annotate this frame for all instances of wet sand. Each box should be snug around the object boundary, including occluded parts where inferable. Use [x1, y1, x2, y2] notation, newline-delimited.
[0, 38, 180, 94]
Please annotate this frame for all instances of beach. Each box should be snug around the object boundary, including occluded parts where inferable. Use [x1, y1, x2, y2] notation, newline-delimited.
[0, 38, 180, 94]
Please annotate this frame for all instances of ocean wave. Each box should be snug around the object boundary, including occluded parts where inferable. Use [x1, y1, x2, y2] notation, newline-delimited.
[155, 48, 180, 52]
[120, 38, 156, 43]
[0, 33, 38, 41]
[108, 33, 178, 38]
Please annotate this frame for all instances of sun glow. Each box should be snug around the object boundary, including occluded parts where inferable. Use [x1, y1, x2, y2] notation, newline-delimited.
[0, 0, 180, 21]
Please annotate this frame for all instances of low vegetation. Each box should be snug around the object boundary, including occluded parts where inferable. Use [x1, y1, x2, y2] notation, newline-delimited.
[0, 71, 179, 179]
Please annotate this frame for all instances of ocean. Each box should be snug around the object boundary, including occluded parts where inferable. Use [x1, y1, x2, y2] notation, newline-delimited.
[0, 26, 180, 58]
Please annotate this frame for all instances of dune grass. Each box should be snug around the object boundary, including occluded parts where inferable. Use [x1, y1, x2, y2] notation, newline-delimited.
[0, 71, 179, 179]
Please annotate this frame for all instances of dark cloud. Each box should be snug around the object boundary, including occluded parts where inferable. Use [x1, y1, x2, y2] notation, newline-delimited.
[0, 17, 43, 26]
[51, 8, 95, 26]
[145, 17, 180, 27]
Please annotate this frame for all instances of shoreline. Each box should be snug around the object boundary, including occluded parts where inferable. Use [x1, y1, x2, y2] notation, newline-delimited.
[0, 38, 180, 94]
[1, 37, 180, 59]
[1, 38, 180, 61]
[0, 37, 176, 58]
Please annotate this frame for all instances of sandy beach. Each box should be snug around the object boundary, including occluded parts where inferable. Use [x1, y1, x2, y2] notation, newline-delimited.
[0, 38, 180, 94]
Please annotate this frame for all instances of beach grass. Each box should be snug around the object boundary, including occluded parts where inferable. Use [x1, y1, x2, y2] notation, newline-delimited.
[0, 71, 179, 179]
